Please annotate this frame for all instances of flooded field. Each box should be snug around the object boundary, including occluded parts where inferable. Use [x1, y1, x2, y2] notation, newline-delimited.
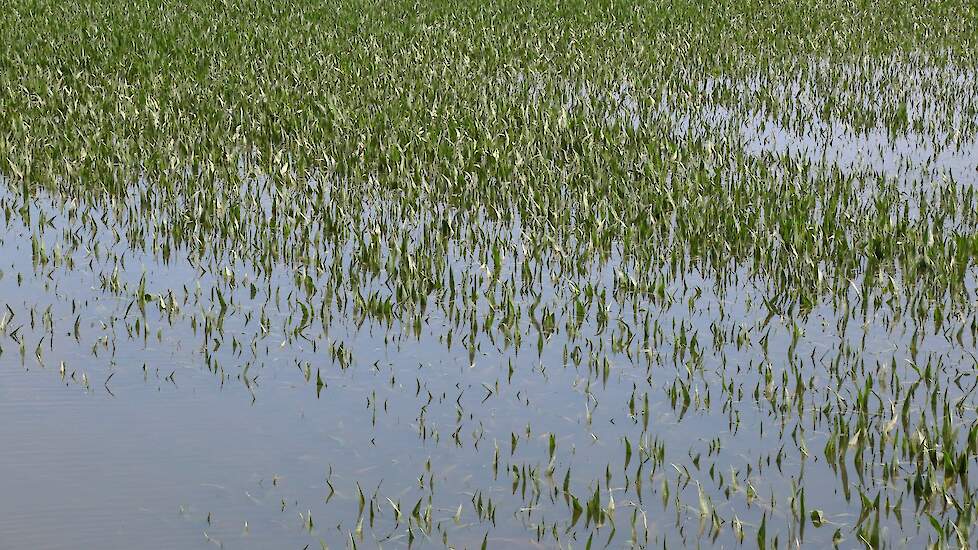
[2, 0, 978, 548]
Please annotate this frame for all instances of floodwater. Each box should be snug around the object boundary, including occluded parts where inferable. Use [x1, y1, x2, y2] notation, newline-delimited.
[2, 72, 978, 549]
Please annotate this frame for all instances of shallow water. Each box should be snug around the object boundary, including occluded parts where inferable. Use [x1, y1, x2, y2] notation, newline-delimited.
[3, 57, 978, 548]
[1, 178, 977, 550]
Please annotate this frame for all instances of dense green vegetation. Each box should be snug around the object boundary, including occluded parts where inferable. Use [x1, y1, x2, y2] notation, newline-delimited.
[2, 0, 978, 547]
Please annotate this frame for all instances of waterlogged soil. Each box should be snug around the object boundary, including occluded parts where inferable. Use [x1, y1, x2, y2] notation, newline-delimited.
[3, 1, 978, 548]
[2, 129, 978, 548]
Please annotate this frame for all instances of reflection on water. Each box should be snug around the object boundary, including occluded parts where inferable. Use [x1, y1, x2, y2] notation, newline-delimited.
[1, 63, 978, 549]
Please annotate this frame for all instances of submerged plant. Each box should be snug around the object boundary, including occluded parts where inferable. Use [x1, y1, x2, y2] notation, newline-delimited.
[1, 0, 978, 548]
